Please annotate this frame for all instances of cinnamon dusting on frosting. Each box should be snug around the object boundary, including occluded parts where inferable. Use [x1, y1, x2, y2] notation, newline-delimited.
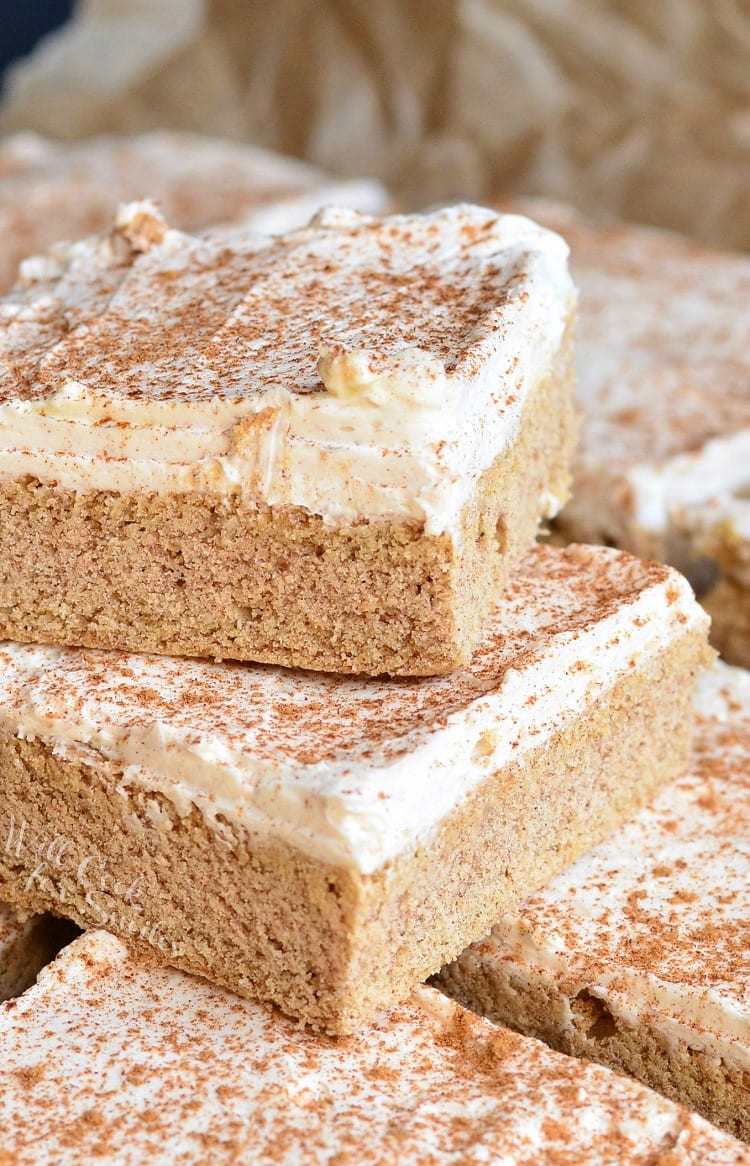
[0, 201, 573, 532]
[0, 930, 744, 1165]
[2, 204, 557, 405]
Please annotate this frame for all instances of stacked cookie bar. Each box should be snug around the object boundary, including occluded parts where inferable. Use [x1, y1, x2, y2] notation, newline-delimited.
[0, 542, 707, 1032]
[0, 199, 576, 675]
[0, 189, 735, 1161]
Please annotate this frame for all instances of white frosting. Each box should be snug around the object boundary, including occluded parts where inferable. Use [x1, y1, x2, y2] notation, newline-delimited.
[0, 546, 707, 873]
[0, 930, 741, 1165]
[0, 202, 574, 535]
[450, 662, 750, 1076]
[625, 432, 750, 540]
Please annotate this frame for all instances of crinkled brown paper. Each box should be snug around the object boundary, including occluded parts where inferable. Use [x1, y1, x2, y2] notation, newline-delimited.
[2, 0, 750, 248]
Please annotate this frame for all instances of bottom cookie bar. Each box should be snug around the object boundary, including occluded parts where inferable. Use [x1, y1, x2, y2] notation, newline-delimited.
[436, 662, 750, 1141]
[0, 546, 709, 1033]
[0, 930, 746, 1165]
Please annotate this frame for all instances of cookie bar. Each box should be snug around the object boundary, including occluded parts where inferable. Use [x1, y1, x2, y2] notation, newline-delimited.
[502, 199, 750, 595]
[0, 201, 576, 675]
[0, 544, 709, 1032]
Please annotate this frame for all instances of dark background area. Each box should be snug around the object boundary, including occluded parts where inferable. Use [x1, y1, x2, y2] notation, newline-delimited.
[0, 1, 74, 87]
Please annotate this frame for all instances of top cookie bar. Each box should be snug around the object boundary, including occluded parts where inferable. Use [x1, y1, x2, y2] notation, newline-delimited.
[0, 201, 576, 674]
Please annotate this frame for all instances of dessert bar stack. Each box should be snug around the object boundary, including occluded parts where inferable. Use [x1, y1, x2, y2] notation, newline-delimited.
[0, 173, 734, 1159]
[0, 196, 709, 1022]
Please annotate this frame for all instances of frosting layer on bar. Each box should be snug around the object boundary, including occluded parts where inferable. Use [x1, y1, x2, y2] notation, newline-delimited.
[453, 662, 750, 1073]
[0, 201, 573, 533]
[0, 545, 707, 872]
[0, 131, 388, 293]
[0, 931, 743, 1166]
[1, 931, 743, 1166]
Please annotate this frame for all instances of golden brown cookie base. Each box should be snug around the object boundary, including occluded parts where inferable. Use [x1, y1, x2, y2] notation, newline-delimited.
[0, 327, 576, 677]
[0, 629, 705, 1033]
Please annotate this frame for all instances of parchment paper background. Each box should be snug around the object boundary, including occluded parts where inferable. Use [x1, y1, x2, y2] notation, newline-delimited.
[2, 0, 749, 248]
